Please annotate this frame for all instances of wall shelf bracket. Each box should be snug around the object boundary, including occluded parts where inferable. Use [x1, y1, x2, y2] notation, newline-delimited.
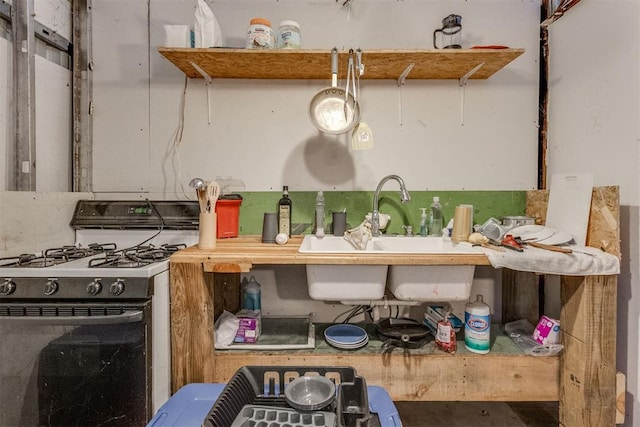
[459, 62, 485, 87]
[397, 63, 415, 87]
[190, 61, 214, 124]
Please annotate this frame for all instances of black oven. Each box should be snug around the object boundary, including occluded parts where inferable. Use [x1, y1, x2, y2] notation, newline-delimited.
[0, 301, 152, 427]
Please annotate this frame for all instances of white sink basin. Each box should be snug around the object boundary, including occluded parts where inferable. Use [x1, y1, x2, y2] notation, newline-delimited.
[300, 235, 477, 302]
[298, 235, 477, 254]
[388, 265, 475, 302]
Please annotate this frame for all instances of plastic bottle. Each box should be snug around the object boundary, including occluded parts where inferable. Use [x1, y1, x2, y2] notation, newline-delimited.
[315, 190, 325, 238]
[464, 294, 491, 354]
[429, 196, 443, 237]
[278, 186, 292, 236]
[243, 276, 262, 311]
[419, 208, 428, 237]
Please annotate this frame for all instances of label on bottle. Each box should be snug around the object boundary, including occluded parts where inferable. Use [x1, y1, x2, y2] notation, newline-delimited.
[278, 205, 290, 234]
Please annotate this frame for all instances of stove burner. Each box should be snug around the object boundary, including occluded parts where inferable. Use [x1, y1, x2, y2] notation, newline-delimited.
[44, 243, 117, 260]
[89, 244, 187, 268]
[0, 243, 118, 268]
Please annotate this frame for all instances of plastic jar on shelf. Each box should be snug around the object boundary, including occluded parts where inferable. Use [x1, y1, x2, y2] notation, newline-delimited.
[246, 17, 275, 49]
[277, 20, 301, 49]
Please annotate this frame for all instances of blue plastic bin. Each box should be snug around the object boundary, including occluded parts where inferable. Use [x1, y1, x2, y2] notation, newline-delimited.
[148, 383, 402, 427]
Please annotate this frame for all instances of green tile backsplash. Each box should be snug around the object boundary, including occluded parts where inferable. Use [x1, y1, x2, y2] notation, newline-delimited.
[234, 191, 527, 236]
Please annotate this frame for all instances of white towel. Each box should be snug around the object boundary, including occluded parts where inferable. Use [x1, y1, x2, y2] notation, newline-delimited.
[471, 243, 620, 276]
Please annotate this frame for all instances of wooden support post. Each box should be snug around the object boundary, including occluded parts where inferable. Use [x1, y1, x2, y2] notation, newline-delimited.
[560, 275, 617, 426]
[170, 262, 216, 393]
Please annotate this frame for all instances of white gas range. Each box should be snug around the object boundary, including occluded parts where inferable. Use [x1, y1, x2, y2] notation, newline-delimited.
[0, 200, 199, 427]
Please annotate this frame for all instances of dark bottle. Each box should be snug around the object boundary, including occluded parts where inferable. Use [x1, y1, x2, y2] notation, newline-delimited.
[278, 185, 292, 236]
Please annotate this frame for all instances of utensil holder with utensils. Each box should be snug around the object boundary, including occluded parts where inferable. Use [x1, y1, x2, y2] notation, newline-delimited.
[199, 212, 217, 249]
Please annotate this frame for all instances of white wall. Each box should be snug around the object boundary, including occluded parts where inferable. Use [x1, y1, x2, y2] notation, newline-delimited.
[92, 0, 541, 196]
[547, 1, 640, 425]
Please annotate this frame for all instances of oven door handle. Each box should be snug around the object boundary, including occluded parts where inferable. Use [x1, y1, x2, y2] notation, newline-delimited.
[0, 310, 144, 325]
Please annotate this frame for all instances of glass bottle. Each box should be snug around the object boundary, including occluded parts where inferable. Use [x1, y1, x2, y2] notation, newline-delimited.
[278, 185, 292, 236]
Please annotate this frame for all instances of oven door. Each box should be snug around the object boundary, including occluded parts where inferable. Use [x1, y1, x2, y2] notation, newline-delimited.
[0, 302, 151, 427]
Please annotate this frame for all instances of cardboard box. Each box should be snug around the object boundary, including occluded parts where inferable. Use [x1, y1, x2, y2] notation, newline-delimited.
[234, 310, 261, 343]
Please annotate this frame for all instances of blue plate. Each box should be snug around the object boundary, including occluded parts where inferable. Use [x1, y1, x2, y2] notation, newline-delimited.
[324, 324, 368, 345]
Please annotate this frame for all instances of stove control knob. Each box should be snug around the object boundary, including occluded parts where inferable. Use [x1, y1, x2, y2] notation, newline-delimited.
[87, 280, 103, 296]
[43, 279, 59, 296]
[109, 279, 125, 296]
[0, 279, 16, 296]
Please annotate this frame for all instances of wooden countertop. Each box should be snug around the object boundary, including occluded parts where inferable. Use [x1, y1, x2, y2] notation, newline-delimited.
[170, 235, 490, 273]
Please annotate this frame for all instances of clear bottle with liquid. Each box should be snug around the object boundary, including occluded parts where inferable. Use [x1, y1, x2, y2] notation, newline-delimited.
[419, 208, 428, 237]
[429, 196, 443, 237]
[278, 186, 292, 236]
[315, 190, 325, 238]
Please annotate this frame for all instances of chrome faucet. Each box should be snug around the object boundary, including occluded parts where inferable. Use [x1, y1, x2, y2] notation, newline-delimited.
[371, 175, 411, 237]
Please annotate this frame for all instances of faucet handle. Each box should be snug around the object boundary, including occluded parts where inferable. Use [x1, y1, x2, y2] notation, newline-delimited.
[403, 225, 414, 236]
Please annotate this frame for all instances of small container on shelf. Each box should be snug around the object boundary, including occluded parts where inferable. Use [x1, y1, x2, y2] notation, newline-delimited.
[277, 20, 301, 49]
[246, 17, 275, 49]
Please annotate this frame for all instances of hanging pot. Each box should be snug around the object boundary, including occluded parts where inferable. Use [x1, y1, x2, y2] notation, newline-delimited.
[309, 48, 361, 135]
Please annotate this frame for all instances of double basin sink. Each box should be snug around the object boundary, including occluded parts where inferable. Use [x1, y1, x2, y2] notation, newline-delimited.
[299, 235, 477, 302]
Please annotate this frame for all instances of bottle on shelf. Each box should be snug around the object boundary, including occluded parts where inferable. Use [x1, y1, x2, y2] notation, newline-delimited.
[428, 196, 443, 237]
[315, 190, 325, 238]
[243, 276, 262, 312]
[464, 294, 491, 354]
[278, 185, 292, 236]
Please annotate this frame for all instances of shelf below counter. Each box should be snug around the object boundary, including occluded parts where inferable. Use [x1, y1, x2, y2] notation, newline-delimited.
[169, 235, 491, 273]
[201, 324, 559, 402]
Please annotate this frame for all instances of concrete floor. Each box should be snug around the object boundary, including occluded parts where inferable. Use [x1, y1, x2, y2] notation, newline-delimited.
[395, 401, 559, 426]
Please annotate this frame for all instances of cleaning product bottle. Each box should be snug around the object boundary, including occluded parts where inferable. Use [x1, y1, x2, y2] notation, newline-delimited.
[243, 276, 262, 312]
[315, 190, 325, 238]
[464, 294, 491, 354]
[419, 208, 428, 236]
[429, 196, 443, 237]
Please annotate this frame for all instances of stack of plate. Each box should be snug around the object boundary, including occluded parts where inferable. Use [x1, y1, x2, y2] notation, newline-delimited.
[324, 324, 369, 350]
[508, 225, 573, 246]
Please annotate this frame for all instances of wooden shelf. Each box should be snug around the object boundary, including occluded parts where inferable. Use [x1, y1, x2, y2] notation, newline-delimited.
[158, 48, 525, 80]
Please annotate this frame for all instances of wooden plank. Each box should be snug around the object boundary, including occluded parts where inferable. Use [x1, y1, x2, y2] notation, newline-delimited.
[558, 186, 619, 426]
[169, 262, 216, 393]
[560, 275, 617, 427]
[171, 235, 490, 267]
[208, 353, 559, 402]
[158, 48, 525, 80]
[502, 269, 540, 325]
[617, 372, 626, 424]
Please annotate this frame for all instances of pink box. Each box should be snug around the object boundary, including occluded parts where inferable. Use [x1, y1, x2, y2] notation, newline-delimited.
[233, 310, 261, 343]
[532, 315, 561, 345]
